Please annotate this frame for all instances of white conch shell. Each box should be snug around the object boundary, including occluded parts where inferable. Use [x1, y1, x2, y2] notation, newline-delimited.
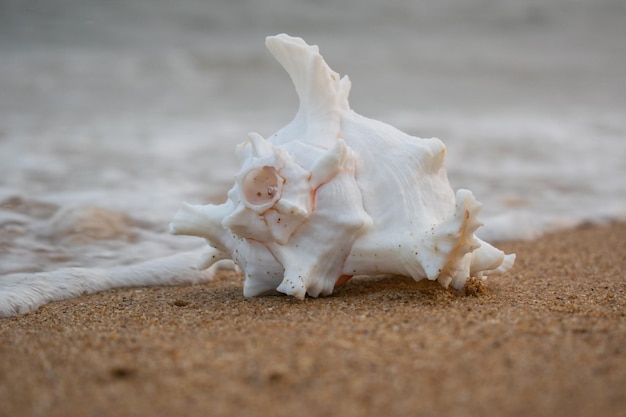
[170, 34, 515, 299]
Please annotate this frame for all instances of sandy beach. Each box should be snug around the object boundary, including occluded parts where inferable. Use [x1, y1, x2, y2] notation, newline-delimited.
[0, 222, 624, 417]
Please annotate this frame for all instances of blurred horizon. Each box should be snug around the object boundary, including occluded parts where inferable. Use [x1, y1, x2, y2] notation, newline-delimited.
[2, 0, 625, 118]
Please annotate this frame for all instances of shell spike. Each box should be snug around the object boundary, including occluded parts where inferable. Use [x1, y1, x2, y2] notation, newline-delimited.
[197, 247, 230, 271]
[265, 34, 346, 148]
[170, 201, 238, 254]
[310, 139, 353, 189]
[265, 34, 341, 109]
[339, 76, 352, 104]
[416, 189, 484, 287]
[247, 132, 273, 158]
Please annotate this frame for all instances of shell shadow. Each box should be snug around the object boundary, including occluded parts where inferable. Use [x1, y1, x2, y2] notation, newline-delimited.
[330, 274, 480, 304]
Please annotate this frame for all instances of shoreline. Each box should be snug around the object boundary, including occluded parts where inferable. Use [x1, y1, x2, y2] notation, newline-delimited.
[1, 222, 625, 417]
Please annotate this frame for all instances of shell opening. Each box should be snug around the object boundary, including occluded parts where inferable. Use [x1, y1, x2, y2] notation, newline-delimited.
[241, 166, 283, 209]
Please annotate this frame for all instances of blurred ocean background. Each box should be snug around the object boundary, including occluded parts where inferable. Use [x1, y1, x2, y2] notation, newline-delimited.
[1, 0, 625, 276]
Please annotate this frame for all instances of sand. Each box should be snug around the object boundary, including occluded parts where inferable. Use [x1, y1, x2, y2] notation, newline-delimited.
[0, 223, 624, 417]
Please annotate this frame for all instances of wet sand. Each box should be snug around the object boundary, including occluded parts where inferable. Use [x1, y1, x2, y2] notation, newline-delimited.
[1, 223, 624, 417]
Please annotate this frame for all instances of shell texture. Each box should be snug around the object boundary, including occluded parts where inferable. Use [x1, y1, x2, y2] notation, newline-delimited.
[170, 34, 515, 299]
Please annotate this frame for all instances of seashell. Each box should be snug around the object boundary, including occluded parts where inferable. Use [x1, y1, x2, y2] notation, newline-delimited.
[170, 34, 515, 300]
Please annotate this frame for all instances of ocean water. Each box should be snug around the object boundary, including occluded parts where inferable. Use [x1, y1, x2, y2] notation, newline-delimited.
[0, 0, 625, 306]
